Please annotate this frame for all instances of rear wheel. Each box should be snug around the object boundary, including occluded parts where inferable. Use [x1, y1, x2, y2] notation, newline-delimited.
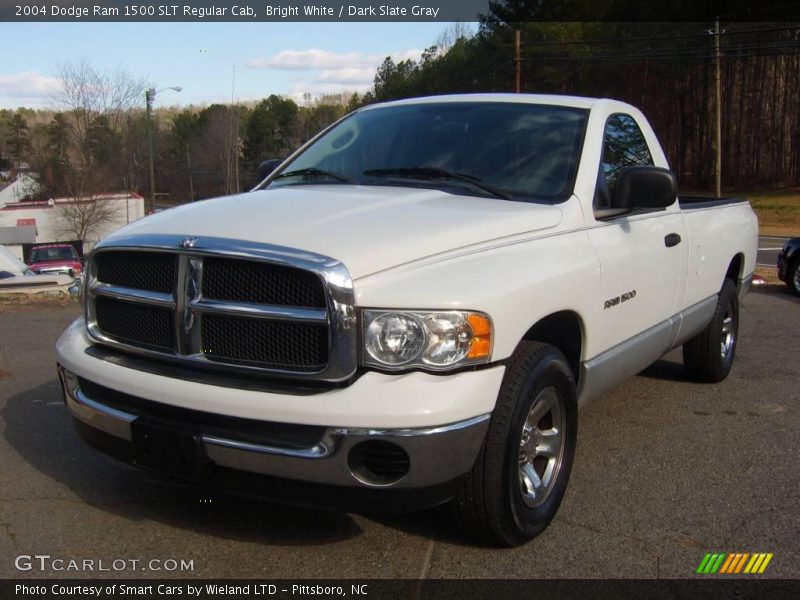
[683, 279, 739, 382]
[453, 341, 577, 546]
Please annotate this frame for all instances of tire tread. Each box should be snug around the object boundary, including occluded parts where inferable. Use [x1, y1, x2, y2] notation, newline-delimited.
[683, 278, 738, 383]
[454, 341, 574, 546]
[789, 258, 800, 297]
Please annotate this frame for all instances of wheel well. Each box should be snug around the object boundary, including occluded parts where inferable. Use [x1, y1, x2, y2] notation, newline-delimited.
[726, 254, 744, 284]
[521, 311, 583, 383]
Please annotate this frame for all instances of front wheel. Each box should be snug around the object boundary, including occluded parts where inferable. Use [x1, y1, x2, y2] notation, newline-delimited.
[787, 258, 800, 297]
[683, 278, 739, 383]
[453, 341, 577, 546]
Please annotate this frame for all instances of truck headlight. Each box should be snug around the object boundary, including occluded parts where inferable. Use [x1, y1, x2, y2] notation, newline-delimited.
[362, 310, 492, 371]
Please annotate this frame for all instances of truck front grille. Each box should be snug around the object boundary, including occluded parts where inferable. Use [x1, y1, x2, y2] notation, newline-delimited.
[95, 251, 176, 293]
[202, 314, 328, 371]
[95, 296, 175, 351]
[202, 257, 326, 308]
[85, 236, 357, 381]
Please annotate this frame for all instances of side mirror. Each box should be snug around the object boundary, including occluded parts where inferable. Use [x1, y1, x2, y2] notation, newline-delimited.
[257, 158, 283, 181]
[611, 166, 677, 210]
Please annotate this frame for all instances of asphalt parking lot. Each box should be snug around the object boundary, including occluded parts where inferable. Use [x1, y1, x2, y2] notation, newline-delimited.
[0, 286, 798, 580]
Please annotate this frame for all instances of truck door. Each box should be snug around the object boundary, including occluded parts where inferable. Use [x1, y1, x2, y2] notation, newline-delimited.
[586, 113, 688, 355]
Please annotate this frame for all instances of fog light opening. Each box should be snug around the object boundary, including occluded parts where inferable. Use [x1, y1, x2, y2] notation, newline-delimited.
[59, 366, 80, 397]
[348, 440, 410, 487]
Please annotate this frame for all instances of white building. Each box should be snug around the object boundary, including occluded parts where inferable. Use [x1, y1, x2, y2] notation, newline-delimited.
[0, 174, 39, 209]
[0, 192, 146, 258]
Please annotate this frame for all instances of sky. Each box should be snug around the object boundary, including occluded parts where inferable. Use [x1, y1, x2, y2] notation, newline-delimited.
[0, 21, 472, 109]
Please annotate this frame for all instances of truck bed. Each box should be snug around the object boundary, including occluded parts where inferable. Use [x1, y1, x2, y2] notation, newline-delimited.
[679, 196, 749, 209]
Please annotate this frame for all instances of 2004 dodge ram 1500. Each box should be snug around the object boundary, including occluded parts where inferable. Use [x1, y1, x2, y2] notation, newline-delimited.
[56, 94, 758, 546]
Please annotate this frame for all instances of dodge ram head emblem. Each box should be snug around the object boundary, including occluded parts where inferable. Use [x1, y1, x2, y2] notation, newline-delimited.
[180, 237, 199, 249]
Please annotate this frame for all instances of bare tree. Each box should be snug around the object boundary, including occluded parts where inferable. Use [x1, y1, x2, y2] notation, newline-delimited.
[53, 58, 146, 144]
[57, 196, 118, 242]
[50, 58, 147, 199]
[56, 164, 120, 242]
[198, 105, 243, 196]
[434, 22, 474, 55]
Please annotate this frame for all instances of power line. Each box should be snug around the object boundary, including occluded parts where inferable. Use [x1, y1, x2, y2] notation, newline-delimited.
[517, 49, 800, 63]
[493, 24, 800, 50]
[516, 39, 800, 62]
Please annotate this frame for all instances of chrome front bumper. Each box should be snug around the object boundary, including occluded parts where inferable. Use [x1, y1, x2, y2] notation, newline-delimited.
[36, 267, 76, 275]
[59, 366, 490, 490]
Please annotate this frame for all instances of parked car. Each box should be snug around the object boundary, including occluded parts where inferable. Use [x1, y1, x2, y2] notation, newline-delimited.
[56, 94, 758, 546]
[0, 246, 76, 295]
[27, 243, 82, 277]
[777, 237, 800, 296]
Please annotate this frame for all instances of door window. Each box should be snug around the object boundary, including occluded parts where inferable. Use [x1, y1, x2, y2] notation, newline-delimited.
[601, 114, 653, 196]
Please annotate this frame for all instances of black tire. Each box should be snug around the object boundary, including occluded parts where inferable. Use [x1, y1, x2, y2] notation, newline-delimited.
[787, 258, 800, 297]
[453, 341, 577, 546]
[683, 278, 739, 383]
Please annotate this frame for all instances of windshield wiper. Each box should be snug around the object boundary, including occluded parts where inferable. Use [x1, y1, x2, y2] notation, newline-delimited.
[273, 168, 354, 184]
[363, 167, 511, 200]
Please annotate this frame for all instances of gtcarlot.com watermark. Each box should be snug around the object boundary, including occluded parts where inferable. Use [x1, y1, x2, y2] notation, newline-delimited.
[14, 554, 194, 573]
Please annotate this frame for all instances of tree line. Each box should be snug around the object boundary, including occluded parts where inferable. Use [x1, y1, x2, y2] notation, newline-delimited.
[355, 14, 800, 192]
[1, 7, 798, 203]
[0, 60, 353, 206]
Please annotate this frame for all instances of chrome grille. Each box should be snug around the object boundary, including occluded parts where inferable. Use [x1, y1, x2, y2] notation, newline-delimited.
[85, 235, 357, 381]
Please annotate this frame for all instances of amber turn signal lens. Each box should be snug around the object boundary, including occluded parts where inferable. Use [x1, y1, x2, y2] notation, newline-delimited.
[467, 314, 492, 359]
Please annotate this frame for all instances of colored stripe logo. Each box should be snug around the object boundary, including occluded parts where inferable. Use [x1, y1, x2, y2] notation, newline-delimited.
[696, 553, 773, 574]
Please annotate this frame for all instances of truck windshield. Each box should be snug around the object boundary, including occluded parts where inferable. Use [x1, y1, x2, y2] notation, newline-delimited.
[263, 102, 588, 202]
[30, 247, 77, 262]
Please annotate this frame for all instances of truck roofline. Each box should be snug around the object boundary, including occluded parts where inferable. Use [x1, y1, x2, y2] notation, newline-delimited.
[360, 92, 604, 111]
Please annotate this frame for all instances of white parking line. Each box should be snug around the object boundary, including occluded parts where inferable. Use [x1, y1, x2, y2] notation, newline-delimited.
[758, 247, 783, 251]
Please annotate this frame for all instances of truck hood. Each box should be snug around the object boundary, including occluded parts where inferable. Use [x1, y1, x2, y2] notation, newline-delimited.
[0, 246, 30, 274]
[111, 185, 563, 279]
[0, 273, 75, 289]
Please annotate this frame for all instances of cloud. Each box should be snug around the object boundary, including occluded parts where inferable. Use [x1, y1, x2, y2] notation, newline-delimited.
[248, 47, 425, 102]
[0, 71, 60, 107]
[249, 49, 372, 70]
[287, 80, 372, 104]
[316, 67, 376, 85]
[389, 49, 427, 63]
[248, 48, 424, 72]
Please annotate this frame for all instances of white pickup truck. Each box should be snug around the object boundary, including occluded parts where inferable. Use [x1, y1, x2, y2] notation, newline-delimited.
[56, 94, 758, 546]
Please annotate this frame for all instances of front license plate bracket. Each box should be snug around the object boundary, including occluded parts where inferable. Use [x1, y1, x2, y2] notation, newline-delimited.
[131, 419, 207, 481]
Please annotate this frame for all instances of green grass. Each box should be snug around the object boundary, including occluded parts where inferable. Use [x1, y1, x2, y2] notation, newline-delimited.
[745, 189, 800, 236]
[0, 294, 77, 312]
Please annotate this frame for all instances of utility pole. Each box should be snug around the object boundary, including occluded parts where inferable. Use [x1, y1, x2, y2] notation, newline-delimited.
[712, 18, 723, 197]
[514, 30, 521, 93]
[230, 65, 240, 194]
[186, 144, 194, 201]
[145, 86, 181, 212]
[145, 88, 155, 214]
